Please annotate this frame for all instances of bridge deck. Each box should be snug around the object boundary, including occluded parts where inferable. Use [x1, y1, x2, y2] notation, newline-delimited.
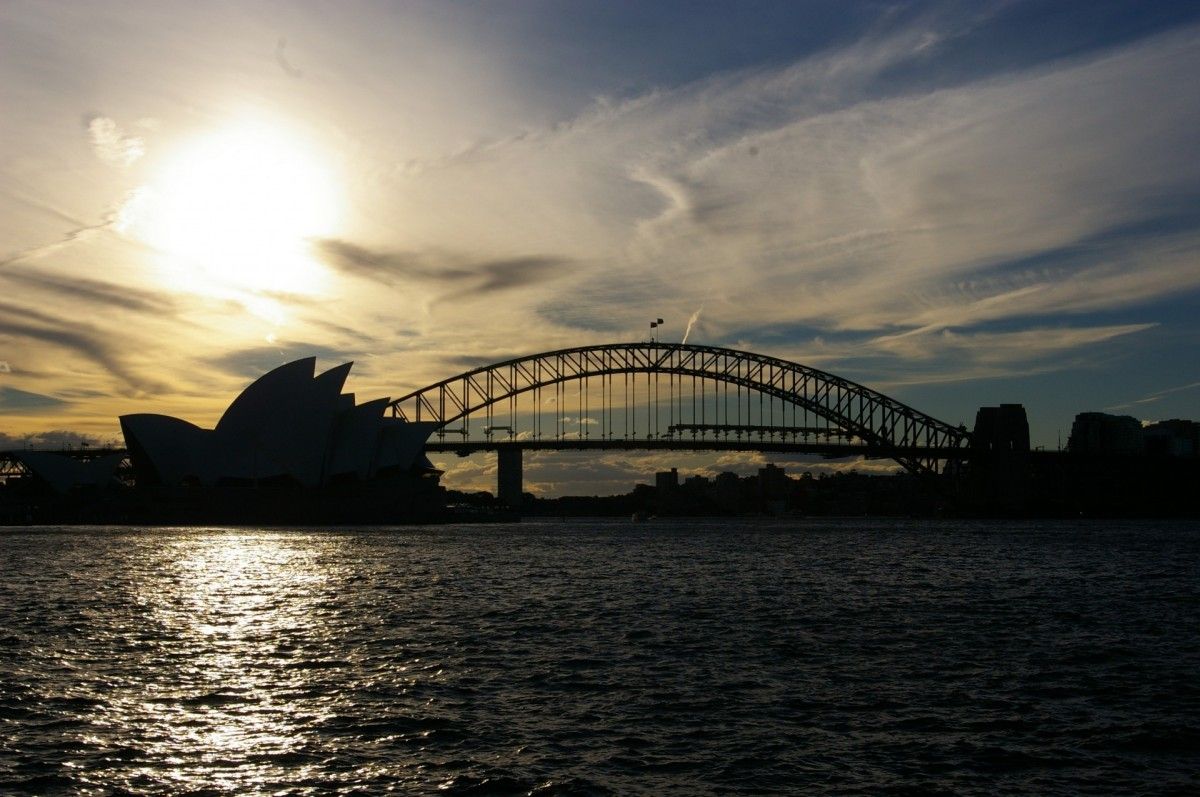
[425, 439, 973, 460]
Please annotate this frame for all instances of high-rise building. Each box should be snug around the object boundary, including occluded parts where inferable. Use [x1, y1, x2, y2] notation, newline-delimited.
[1143, 419, 1199, 458]
[1067, 412, 1143, 455]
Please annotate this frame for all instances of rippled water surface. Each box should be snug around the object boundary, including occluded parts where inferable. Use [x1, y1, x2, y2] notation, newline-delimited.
[2, 520, 1198, 794]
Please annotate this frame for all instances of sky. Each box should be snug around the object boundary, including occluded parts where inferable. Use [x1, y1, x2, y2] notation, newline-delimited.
[2, 0, 1199, 495]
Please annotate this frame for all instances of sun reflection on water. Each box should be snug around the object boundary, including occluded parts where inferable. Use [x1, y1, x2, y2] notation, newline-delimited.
[121, 532, 336, 788]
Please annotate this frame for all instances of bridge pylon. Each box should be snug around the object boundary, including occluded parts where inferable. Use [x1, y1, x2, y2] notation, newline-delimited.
[497, 447, 522, 508]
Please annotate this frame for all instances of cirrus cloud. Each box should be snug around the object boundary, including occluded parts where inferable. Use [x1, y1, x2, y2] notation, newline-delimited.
[85, 115, 145, 167]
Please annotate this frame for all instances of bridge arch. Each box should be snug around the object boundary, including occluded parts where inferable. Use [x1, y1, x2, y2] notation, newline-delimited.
[390, 343, 969, 474]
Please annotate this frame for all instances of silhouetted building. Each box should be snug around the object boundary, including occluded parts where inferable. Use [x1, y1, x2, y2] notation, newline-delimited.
[1068, 412, 1143, 455]
[966, 404, 1031, 514]
[121, 358, 438, 488]
[1143, 419, 1199, 458]
[117, 357, 444, 522]
[655, 468, 679, 493]
[713, 471, 742, 512]
[972, 404, 1030, 452]
[757, 464, 789, 495]
[757, 463, 789, 514]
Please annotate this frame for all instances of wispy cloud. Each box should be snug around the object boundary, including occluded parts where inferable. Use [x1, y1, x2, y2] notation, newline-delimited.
[316, 238, 567, 299]
[871, 324, 1157, 363]
[0, 188, 153, 268]
[0, 386, 67, 413]
[366, 20, 1200, 382]
[274, 36, 304, 79]
[0, 217, 113, 269]
[207, 343, 362, 380]
[0, 300, 162, 394]
[1106, 380, 1200, 411]
[85, 115, 145, 167]
[1, 267, 175, 313]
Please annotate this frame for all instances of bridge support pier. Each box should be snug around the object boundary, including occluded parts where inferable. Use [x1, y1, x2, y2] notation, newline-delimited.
[497, 447, 523, 508]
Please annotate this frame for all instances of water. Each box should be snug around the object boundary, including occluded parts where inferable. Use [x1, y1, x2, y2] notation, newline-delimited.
[1, 520, 1198, 795]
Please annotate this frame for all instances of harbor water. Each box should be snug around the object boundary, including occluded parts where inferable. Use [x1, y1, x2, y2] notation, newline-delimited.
[1, 520, 1198, 794]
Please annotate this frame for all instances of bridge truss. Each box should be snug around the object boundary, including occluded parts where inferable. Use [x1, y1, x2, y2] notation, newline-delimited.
[390, 342, 970, 474]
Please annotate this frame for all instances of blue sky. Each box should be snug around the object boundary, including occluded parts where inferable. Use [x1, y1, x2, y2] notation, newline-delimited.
[1, 0, 1199, 493]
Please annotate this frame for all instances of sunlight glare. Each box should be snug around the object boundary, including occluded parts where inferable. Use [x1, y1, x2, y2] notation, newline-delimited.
[139, 118, 341, 297]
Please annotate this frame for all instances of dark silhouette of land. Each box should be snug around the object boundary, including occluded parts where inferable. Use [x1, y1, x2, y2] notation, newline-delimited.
[452, 409, 1200, 519]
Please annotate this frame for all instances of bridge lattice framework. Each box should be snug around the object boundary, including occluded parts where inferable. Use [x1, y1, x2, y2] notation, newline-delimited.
[390, 342, 971, 476]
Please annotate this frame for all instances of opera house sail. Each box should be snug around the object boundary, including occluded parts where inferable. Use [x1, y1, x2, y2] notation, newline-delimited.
[115, 358, 444, 522]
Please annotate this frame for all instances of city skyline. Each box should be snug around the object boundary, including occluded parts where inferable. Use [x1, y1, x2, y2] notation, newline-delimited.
[3, 1, 1199, 495]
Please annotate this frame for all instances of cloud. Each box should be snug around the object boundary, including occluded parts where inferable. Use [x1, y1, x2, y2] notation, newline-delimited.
[0, 429, 115, 450]
[315, 238, 567, 298]
[207, 343, 361, 379]
[871, 323, 1156, 364]
[0, 188, 154, 268]
[440, 352, 528, 370]
[2, 190, 91, 229]
[536, 303, 630, 334]
[671, 318, 1159, 391]
[0, 386, 67, 413]
[85, 115, 145, 166]
[1, 267, 175, 313]
[0, 218, 111, 268]
[1106, 380, 1200, 411]
[275, 36, 304, 79]
[302, 319, 383, 348]
[616, 29, 1200, 337]
[0, 300, 160, 393]
[359, 20, 1200, 382]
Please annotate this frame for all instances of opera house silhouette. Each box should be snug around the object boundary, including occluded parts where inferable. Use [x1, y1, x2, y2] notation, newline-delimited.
[122, 357, 436, 487]
[115, 357, 445, 522]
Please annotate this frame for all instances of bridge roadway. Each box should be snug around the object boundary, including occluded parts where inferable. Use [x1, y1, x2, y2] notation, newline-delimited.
[424, 438, 971, 461]
[1, 441, 978, 475]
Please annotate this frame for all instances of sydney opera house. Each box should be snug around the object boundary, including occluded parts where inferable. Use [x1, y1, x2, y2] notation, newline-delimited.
[3, 358, 446, 523]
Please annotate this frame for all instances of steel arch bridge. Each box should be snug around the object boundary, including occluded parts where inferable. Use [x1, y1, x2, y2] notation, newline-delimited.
[390, 342, 970, 474]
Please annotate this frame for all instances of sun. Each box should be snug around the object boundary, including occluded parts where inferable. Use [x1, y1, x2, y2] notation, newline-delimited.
[138, 117, 341, 296]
